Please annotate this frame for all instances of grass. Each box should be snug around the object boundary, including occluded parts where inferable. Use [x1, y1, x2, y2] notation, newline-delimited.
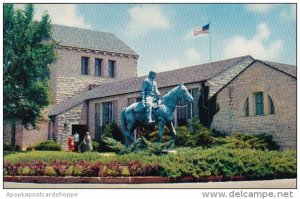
[4, 151, 116, 163]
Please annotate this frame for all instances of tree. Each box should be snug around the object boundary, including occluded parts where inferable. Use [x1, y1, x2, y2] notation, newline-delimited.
[4, 4, 56, 127]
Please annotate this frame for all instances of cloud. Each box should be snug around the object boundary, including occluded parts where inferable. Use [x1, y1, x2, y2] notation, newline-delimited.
[245, 4, 273, 13]
[144, 48, 203, 75]
[222, 23, 283, 61]
[126, 5, 171, 37]
[185, 48, 202, 63]
[14, 4, 90, 29]
[280, 5, 296, 20]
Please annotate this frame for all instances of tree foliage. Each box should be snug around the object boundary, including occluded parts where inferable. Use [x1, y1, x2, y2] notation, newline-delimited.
[4, 4, 56, 127]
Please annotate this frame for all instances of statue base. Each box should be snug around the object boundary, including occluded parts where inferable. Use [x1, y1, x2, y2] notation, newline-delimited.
[161, 149, 177, 154]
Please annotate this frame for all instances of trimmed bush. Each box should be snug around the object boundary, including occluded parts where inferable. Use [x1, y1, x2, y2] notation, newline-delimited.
[4, 148, 296, 180]
[34, 140, 61, 151]
[215, 131, 279, 150]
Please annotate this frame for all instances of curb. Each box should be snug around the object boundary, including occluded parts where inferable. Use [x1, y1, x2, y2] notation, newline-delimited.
[3, 176, 250, 184]
[4, 176, 170, 184]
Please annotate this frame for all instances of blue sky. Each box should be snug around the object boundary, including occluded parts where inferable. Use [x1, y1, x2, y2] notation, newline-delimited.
[25, 4, 296, 76]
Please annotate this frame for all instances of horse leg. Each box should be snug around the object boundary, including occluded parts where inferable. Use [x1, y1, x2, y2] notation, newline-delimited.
[126, 122, 135, 146]
[166, 121, 176, 141]
[158, 120, 165, 143]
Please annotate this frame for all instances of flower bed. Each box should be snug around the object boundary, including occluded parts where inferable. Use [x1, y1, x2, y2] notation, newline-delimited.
[4, 147, 296, 180]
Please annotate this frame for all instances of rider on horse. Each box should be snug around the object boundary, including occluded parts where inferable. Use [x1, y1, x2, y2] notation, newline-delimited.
[141, 71, 160, 123]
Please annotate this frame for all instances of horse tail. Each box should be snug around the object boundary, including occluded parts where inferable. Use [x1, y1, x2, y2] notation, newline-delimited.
[121, 108, 127, 132]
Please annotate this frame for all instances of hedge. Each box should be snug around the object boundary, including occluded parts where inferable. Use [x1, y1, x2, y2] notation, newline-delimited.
[4, 147, 296, 179]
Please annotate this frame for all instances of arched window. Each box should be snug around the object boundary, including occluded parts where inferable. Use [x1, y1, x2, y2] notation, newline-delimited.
[268, 95, 275, 114]
[255, 92, 264, 115]
[244, 97, 249, 117]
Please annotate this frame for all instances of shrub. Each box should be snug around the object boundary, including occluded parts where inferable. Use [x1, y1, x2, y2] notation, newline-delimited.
[175, 118, 215, 147]
[102, 137, 128, 154]
[216, 131, 279, 150]
[3, 148, 296, 179]
[92, 140, 100, 152]
[3, 143, 12, 151]
[121, 166, 131, 176]
[102, 122, 123, 142]
[34, 140, 61, 151]
[44, 166, 57, 176]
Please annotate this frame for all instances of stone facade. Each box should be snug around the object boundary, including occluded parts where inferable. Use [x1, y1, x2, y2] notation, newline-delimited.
[55, 103, 87, 150]
[50, 47, 138, 105]
[211, 61, 296, 149]
[3, 122, 13, 146]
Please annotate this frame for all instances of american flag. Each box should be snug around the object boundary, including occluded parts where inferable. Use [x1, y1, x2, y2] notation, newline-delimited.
[194, 23, 210, 36]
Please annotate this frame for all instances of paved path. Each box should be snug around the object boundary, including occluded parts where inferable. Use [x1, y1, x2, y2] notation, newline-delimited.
[4, 179, 296, 189]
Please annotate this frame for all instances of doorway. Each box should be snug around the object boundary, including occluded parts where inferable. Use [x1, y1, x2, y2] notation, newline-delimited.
[71, 124, 87, 142]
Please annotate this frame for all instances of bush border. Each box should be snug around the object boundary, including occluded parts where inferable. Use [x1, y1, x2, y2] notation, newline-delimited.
[4, 175, 295, 184]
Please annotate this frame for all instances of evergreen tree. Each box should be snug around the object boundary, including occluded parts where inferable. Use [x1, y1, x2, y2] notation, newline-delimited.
[4, 4, 56, 127]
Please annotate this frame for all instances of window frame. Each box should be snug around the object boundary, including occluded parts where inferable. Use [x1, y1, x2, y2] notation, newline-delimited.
[95, 58, 102, 76]
[108, 60, 115, 78]
[81, 57, 89, 75]
[255, 92, 264, 116]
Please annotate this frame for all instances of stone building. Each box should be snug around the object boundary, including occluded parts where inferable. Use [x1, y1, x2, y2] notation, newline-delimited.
[4, 24, 138, 150]
[49, 55, 296, 149]
[4, 25, 296, 150]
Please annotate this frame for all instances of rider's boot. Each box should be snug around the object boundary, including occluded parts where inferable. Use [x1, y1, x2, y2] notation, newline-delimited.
[147, 106, 155, 123]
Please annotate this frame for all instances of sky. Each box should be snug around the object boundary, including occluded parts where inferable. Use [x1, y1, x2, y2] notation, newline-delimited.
[15, 3, 296, 76]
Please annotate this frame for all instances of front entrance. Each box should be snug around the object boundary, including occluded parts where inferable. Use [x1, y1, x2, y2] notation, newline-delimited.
[71, 124, 87, 142]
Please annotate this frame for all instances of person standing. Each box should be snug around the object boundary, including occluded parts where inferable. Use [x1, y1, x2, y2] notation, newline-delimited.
[84, 132, 93, 152]
[73, 132, 80, 152]
[67, 134, 74, 152]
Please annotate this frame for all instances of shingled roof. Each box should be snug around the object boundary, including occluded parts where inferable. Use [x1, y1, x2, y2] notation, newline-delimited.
[259, 60, 296, 78]
[49, 55, 296, 116]
[52, 24, 138, 56]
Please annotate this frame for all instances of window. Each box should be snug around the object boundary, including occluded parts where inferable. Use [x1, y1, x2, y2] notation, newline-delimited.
[269, 95, 275, 114]
[177, 98, 188, 126]
[102, 101, 114, 126]
[108, 60, 115, 78]
[95, 58, 102, 76]
[81, 57, 89, 75]
[245, 97, 249, 117]
[187, 88, 199, 119]
[176, 88, 199, 126]
[127, 97, 141, 106]
[255, 92, 264, 115]
[95, 103, 101, 140]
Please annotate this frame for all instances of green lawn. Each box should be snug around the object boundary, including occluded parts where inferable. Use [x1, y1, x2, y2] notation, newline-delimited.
[4, 151, 116, 163]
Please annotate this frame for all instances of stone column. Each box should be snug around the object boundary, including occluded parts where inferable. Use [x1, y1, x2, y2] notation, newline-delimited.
[102, 56, 108, 77]
[264, 94, 270, 115]
[249, 93, 256, 116]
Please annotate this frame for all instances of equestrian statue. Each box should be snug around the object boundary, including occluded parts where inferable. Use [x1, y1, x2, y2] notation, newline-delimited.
[121, 71, 194, 147]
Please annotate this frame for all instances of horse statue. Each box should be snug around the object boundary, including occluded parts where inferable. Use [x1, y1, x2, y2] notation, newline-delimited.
[121, 84, 194, 147]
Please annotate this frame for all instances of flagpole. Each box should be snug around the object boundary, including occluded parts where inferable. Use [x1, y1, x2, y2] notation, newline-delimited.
[209, 21, 211, 64]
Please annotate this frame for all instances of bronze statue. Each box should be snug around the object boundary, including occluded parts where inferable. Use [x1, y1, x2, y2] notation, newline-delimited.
[121, 74, 193, 147]
[141, 71, 160, 123]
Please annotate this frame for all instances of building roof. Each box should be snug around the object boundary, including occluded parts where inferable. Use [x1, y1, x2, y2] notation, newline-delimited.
[259, 60, 296, 78]
[49, 56, 296, 116]
[52, 24, 138, 56]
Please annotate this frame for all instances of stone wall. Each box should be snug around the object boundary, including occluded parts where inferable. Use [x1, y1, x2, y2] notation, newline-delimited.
[50, 47, 138, 104]
[211, 61, 296, 149]
[55, 103, 87, 150]
[3, 122, 50, 150]
[3, 122, 13, 145]
[21, 122, 49, 149]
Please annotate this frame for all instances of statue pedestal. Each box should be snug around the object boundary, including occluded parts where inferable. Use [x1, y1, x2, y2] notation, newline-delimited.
[161, 149, 177, 154]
